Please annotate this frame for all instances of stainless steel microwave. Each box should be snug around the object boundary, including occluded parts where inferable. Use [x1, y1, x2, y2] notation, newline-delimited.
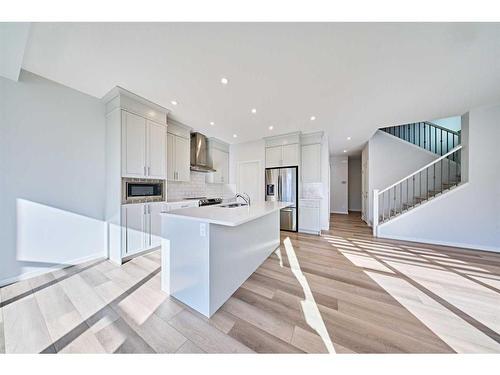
[122, 178, 165, 204]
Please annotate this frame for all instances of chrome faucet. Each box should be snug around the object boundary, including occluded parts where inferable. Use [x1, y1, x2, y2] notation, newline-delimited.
[235, 192, 251, 206]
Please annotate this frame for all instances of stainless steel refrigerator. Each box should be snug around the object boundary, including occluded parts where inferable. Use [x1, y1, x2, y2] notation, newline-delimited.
[265, 166, 298, 232]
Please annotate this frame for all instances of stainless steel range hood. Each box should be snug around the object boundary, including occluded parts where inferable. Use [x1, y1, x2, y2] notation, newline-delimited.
[190, 132, 216, 173]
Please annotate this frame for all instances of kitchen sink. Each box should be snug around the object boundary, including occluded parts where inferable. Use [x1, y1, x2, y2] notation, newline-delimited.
[219, 203, 248, 208]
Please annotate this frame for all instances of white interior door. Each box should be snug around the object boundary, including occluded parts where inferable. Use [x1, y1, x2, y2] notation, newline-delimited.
[237, 160, 262, 203]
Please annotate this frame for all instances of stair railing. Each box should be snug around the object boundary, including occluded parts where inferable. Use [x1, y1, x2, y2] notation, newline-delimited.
[381, 121, 460, 156]
[372, 145, 462, 236]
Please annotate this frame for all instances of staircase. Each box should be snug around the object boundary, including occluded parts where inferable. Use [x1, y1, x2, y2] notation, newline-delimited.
[381, 121, 461, 156]
[373, 122, 462, 230]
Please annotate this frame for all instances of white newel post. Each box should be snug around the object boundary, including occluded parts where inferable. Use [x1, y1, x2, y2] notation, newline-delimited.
[372, 189, 379, 237]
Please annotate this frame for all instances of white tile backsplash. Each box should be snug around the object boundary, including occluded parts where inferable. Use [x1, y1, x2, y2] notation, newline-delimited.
[167, 171, 235, 201]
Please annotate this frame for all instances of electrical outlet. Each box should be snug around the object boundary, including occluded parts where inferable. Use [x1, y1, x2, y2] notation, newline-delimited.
[199, 223, 206, 237]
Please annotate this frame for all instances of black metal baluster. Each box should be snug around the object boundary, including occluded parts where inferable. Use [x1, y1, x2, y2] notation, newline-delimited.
[435, 127, 437, 154]
[412, 175, 415, 208]
[441, 158, 443, 194]
[433, 163, 436, 195]
[447, 130, 449, 155]
[426, 167, 429, 200]
[424, 123, 427, 151]
[400, 182, 402, 214]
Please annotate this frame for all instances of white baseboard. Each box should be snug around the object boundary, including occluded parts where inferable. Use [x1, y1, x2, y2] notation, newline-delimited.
[349, 209, 361, 212]
[0, 252, 106, 287]
[377, 233, 500, 254]
[331, 211, 349, 215]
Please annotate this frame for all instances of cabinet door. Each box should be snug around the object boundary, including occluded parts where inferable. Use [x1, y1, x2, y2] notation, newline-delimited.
[209, 148, 228, 183]
[167, 132, 176, 181]
[265, 146, 282, 168]
[123, 204, 146, 255]
[301, 143, 321, 182]
[122, 112, 147, 177]
[175, 136, 191, 182]
[299, 206, 320, 233]
[149, 203, 163, 248]
[147, 121, 166, 179]
[282, 143, 299, 167]
[220, 150, 229, 184]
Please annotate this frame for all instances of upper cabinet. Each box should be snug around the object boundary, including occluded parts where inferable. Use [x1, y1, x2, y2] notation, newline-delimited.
[122, 111, 166, 179]
[300, 132, 323, 183]
[206, 138, 229, 184]
[301, 144, 321, 183]
[167, 121, 191, 182]
[264, 132, 300, 168]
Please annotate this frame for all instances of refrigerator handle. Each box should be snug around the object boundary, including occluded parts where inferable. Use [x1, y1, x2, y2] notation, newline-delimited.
[278, 172, 282, 201]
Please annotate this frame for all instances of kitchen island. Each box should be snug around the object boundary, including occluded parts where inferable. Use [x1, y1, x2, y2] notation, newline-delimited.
[160, 201, 291, 317]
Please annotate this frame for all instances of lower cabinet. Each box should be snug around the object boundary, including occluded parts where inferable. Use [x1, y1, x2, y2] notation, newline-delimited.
[122, 202, 164, 256]
[298, 199, 321, 235]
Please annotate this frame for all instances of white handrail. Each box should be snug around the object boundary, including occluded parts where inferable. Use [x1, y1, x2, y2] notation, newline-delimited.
[378, 145, 462, 195]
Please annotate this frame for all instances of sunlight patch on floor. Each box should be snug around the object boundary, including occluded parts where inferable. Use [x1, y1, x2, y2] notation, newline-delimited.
[366, 271, 500, 353]
[283, 237, 336, 354]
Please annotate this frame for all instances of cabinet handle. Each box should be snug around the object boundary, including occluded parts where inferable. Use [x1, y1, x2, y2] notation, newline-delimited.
[147, 166, 151, 175]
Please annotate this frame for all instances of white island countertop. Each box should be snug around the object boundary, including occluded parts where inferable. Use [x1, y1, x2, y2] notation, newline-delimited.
[161, 201, 292, 226]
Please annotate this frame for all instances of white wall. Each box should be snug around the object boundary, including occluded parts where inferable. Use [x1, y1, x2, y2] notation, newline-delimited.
[378, 105, 500, 252]
[348, 157, 362, 211]
[330, 156, 348, 214]
[0, 70, 107, 285]
[320, 135, 331, 230]
[367, 130, 438, 224]
[431, 116, 461, 132]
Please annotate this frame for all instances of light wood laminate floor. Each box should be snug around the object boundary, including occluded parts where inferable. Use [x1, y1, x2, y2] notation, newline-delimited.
[1, 212, 499, 353]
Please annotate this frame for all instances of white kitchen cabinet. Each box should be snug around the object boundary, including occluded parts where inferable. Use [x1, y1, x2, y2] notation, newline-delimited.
[147, 120, 167, 179]
[167, 132, 190, 182]
[265, 143, 299, 168]
[265, 146, 283, 168]
[122, 202, 165, 256]
[149, 202, 164, 248]
[207, 148, 229, 184]
[122, 111, 147, 177]
[298, 199, 321, 235]
[122, 111, 167, 179]
[301, 143, 322, 183]
[122, 203, 147, 255]
[282, 144, 300, 166]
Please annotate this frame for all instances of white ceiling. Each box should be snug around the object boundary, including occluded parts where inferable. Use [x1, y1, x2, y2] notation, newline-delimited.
[21, 23, 500, 155]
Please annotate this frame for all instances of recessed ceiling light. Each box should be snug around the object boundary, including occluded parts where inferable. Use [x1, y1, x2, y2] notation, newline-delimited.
[347, 136, 351, 140]
[310, 116, 316, 121]
[221, 77, 228, 85]
[233, 134, 238, 138]
[171, 100, 178, 106]
[268, 126, 274, 130]
[210, 121, 215, 126]
[343, 150, 347, 153]
[251, 108, 257, 114]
